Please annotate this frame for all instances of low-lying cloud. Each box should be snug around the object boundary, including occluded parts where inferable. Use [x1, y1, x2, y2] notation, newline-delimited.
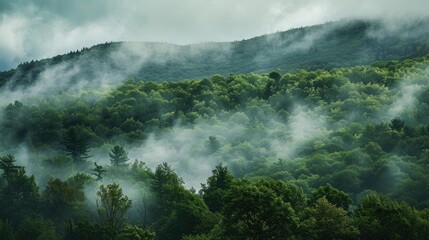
[125, 105, 327, 189]
[1, 0, 428, 71]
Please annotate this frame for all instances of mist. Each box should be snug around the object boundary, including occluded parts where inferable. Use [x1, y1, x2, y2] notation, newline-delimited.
[382, 66, 429, 122]
[1, 0, 429, 71]
[2, 16, 428, 109]
[0, 32, 427, 192]
[2, 1, 429, 238]
[0, 17, 427, 194]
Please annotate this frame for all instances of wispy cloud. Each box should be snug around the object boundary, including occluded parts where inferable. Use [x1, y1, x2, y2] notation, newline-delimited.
[1, 0, 428, 70]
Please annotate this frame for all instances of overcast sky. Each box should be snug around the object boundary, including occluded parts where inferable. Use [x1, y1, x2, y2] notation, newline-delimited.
[0, 0, 427, 70]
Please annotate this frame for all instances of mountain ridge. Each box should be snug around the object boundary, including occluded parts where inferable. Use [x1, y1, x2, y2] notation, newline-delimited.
[1, 18, 429, 90]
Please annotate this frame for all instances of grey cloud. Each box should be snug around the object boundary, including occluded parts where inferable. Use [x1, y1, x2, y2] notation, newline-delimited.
[125, 104, 327, 189]
[1, 0, 428, 70]
[383, 67, 429, 122]
[0, 0, 115, 23]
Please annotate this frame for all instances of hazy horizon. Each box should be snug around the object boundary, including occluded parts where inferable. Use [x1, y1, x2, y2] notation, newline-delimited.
[1, 0, 428, 71]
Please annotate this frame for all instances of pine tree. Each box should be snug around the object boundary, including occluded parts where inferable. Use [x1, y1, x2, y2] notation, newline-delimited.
[109, 145, 129, 167]
[0, 154, 21, 186]
[64, 126, 91, 164]
[91, 163, 106, 181]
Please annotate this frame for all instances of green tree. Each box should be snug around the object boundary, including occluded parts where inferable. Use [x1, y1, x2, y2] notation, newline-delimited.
[312, 184, 352, 210]
[200, 164, 234, 212]
[151, 163, 216, 240]
[268, 71, 281, 81]
[109, 145, 129, 167]
[96, 183, 132, 237]
[364, 141, 384, 160]
[65, 220, 110, 240]
[0, 154, 21, 186]
[256, 180, 306, 212]
[43, 177, 86, 220]
[0, 165, 40, 224]
[117, 225, 156, 240]
[91, 162, 106, 181]
[64, 126, 91, 164]
[206, 136, 221, 154]
[355, 193, 427, 240]
[0, 219, 15, 240]
[389, 117, 405, 131]
[300, 197, 359, 240]
[151, 162, 181, 213]
[16, 216, 57, 240]
[222, 180, 297, 240]
[262, 78, 275, 100]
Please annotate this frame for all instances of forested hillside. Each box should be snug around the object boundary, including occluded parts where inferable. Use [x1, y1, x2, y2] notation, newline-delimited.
[1, 18, 429, 90]
[1, 52, 429, 239]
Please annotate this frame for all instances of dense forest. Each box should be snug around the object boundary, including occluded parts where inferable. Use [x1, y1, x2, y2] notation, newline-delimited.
[1, 48, 429, 239]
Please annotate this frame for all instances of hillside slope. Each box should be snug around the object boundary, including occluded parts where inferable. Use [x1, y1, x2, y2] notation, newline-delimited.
[1, 18, 429, 90]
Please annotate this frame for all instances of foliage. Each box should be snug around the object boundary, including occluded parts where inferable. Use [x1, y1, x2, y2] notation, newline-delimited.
[311, 184, 352, 210]
[206, 136, 221, 154]
[355, 193, 429, 239]
[0, 219, 15, 240]
[0, 154, 21, 186]
[200, 164, 233, 212]
[43, 177, 86, 220]
[66, 221, 112, 240]
[1, 40, 429, 239]
[117, 225, 156, 240]
[221, 180, 297, 239]
[63, 126, 92, 164]
[16, 216, 57, 240]
[151, 163, 216, 240]
[91, 162, 106, 181]
[109, 145, 130, 166]
[300, 197, 359, 240]
[0, 157, 40, 224]
[2, 19, 429, 85]
[96, 183, 132, 237]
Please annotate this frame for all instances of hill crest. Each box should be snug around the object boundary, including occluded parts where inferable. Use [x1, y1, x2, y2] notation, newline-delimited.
[1, 18, 429, 91]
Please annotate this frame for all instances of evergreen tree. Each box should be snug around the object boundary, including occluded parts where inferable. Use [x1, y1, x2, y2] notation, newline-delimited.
[64, 126, 91, 164]
[389, 117, 405, 131]
[91, 162, 106, 181]
[109, 145, 129, 167]
[0, 165, 40, 224]
[0, 154, 21, 186]
[200, 164, 233, 212]
[151, 163, 214, 240]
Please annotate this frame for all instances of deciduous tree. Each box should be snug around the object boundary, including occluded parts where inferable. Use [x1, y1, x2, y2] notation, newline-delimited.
[222, 180, 297, 240]
[96, 183, 132, 236]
